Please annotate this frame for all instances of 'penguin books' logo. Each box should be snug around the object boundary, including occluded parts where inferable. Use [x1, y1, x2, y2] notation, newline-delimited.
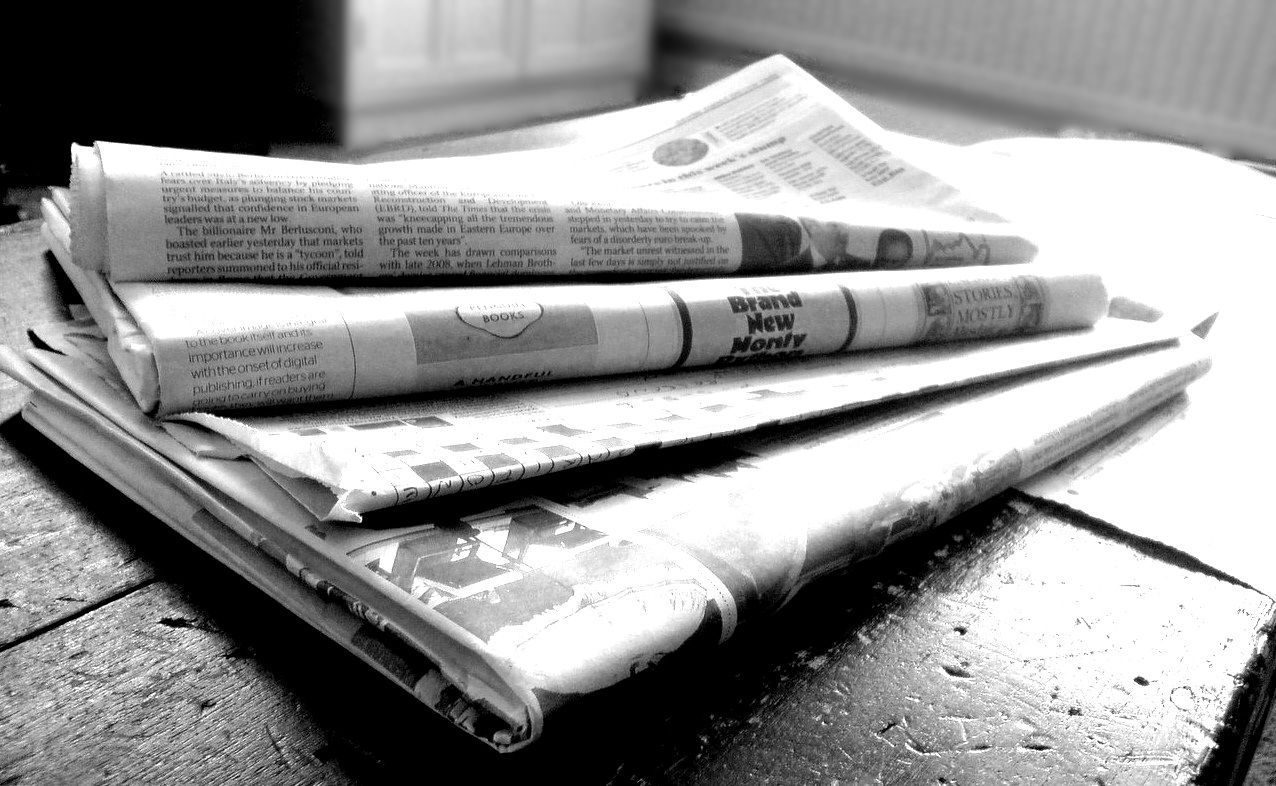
[456, 303, 543, 338]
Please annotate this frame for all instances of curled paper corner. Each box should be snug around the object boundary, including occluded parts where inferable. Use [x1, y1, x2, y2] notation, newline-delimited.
[176, 412, 359, 489]
[328, 487, 369, 524]
[248, 457, 365, 524]
[1107, 295, 1164, 324]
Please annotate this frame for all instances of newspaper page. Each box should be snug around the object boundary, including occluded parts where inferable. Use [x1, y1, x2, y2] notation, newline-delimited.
[71, 56, 1036, 282]
[28, 313, 1179, 521]
[0, 333, 1211, 751]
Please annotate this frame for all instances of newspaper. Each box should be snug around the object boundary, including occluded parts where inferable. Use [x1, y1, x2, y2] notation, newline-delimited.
[42, 205, 1104, 417]
[71, 56, 1036, 282]
[9, 49, 1257, 761]
[0, 331, 1212, 752]
[27, 313, 1179, 521]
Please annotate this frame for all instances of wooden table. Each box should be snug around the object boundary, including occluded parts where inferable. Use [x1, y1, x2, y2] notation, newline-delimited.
[1, 216, 1273, 784]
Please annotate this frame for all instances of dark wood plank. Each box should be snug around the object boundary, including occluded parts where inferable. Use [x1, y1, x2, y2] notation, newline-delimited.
[0, 581, 359, 785]
[636, 497, 1275, 785]
[0, 415, 156, 646]
[0, 220, 69, 415]
[0, 221, 159, 645]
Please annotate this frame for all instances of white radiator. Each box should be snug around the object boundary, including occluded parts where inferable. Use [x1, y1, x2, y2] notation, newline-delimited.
[658, 0, 1276, 160]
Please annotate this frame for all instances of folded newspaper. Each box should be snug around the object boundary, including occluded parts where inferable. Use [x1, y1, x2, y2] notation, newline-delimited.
[71, 56, 1036, 283]
[24, 305, 1179, 523]
[0, 328, 1211, 752]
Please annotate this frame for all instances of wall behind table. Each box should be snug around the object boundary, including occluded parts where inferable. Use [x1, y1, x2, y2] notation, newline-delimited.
[2, 4, 291, 185]
[657, 0, 1276, 162]
[1, 1, 658, 184]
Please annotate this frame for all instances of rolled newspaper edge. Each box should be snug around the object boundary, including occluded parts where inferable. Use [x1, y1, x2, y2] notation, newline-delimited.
[98, 265, 1108, 416]
[69, 143, 108, 272]
[69, 129, 1040, 282]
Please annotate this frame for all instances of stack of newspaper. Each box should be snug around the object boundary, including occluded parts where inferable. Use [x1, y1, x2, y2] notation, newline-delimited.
[1, 56, 1210, 751]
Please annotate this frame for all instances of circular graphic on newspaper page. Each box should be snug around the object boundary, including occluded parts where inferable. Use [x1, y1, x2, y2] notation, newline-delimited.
[653, 138, 710, 167]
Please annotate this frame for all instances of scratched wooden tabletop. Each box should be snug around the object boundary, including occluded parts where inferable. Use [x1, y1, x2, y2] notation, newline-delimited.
[1, 213, 1274, 784]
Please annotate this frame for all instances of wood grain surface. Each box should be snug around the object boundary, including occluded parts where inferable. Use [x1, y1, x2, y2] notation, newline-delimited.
[0, 221, 156, 649]
[2, 220, 1273, 785]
